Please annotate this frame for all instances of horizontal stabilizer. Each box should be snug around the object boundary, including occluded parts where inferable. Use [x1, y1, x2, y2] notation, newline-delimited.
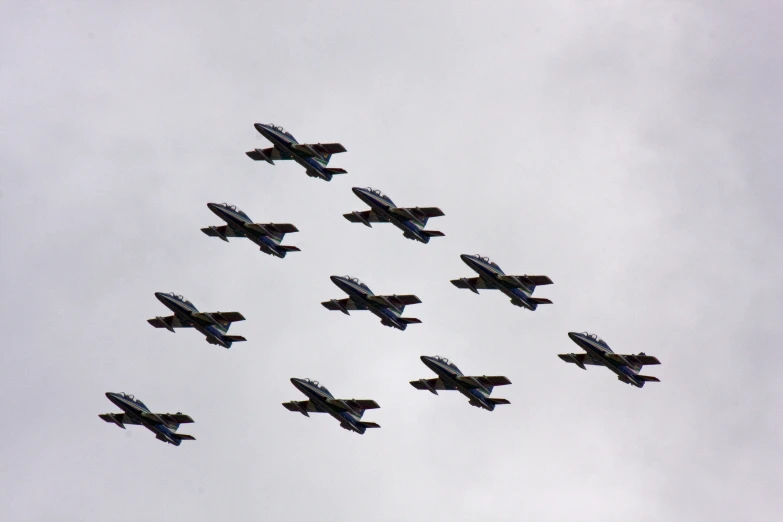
[278, 245, 301, 252]
[358, 421, 380, 429]
[176, 434, 196, 441]
[324, 167, 347, 175]
[487, 398, 510, 405]
[422, 230, 445, 238]
[529, 297, 553, 304]
[637, 375, 661, 382]
[399, 317, 422, 324]
[223, 335, 246, 343]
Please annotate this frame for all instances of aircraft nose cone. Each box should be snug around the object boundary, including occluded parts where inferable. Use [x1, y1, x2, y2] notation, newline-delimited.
[330, 275, 342, 285]
[568, 332, 580, 342]
[460, 254, 474, 264]
[254, 123, 265, 132]
[207, 202, 218, 211]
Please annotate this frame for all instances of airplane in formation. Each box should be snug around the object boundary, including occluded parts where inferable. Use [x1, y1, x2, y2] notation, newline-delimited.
[201, 202, 300, 258]
[343, 187, 445, 243]
[147, 292, 247, 348]
[451, 254, 553, 311]
[559, 332, 661, 388]
[283, 378, 381, 434]
[321, 275, 422, 330]
[410, 355, 511, 410]
[246, 123, 347, 181]
[99, 392, 195, 446]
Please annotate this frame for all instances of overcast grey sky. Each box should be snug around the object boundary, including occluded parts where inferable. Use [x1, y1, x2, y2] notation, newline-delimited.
[2, 2, 782, 521]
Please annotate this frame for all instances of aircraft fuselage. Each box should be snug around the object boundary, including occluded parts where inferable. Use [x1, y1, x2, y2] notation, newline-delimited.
[460, 255, 539, 310]
[421, 356, 495, 410]
[329, 276, 407, 330]
[567, 332, 644, 387]
[105, 393, 182, 445]
[254, 124, 334, 181]
[352, 188, 430, 243]
[207, 203, 286, 258]
[290, 379, 367, 434]
[154, 293, 233, 348]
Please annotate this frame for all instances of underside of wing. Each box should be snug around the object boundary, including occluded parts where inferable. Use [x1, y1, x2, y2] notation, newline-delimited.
[476, 375, 512, 387]
[608, 354, 661, 367]
[159, 413, 194, 424]
[201, 225, 243, 238]
[558, 353, 603, 366]
[282, 400, 326, 415]
[99, 413, 141, 426]
[377, 294, 422, 306]
[498, 274, 554, 288]
[343, 210, 388, 224]
[410, 378, 457, 392]
[246, 146, 289, 161]
[450, 277, 495, 290]
[321, 298, 365, 312]
[147, 315, 193, 329]
[327, 399, 380, 412]
[209, 311, 246, 324]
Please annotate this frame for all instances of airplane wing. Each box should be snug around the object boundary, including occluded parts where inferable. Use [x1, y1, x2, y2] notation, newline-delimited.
[558, 353, 603, 366]
[246, 146, 290, 161]
[497, 275, 554, 288]
[410, 378, 457, 392]
[606, 354, 661, 367]
[343, 210, 389, 224]
[282, 400, 327, 416]
[450, 277, 495, 291]
[456, 375, 512, 388]
[321, 298, 367, 313]
[99, 413, 140, 426]
[201, 225, 244, 239]
[292, 143, 347, 158]
[158, 413, 195, 425]
[192, 311, 246, 326]
[372, 294, 422, 306]
[326, 399, 380, 412]
[390, 206, 445, 219]
[244, 223, 299, 236]
[147, 315, 193, 329]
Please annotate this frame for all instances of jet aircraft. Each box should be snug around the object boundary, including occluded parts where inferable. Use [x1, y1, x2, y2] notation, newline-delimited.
[343, 187, 445, 243]
[559, 332, 661, 388]
[246, 123, 347, 181]
[410, 355, 511, 410]
[148, 292, 247, 348]
[201, 202, 300, 258]
[451, 254, 553, 311]
[321, 275, 422, 330]
[283, 378, 380, 434]
[99, 392, 195, 446]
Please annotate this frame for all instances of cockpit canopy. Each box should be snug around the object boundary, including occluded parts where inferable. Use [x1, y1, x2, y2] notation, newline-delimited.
[476, 255, 499, 268]
[119, 392, 147, 409]
[169, 293, 194, 308]
[303, 378, 331, 395]
[343, 275, 367, 288]
[268, 123, 293, 138]
[366, 187, 389, 199]
[218, 202, 249, 220]
[433, 355, 460, 371]
[582, 332, 607, 345]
